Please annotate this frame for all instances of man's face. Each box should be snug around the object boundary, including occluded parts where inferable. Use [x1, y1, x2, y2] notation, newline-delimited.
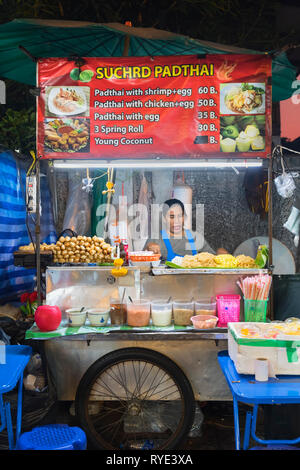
[165, 205, 184, 235]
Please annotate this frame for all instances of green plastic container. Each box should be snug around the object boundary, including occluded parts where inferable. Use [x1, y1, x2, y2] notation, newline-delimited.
[244, 297, 268, 322]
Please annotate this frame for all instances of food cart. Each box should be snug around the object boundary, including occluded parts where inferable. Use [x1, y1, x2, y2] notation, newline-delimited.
[1, 20, 282, 449]
[26, 265, 270, 450]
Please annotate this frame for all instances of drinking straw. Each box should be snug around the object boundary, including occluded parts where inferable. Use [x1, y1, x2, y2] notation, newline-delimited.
[237, 274, 272, 300]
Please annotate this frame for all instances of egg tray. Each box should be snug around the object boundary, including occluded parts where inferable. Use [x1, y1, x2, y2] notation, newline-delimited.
[13, 251, 116, 269]
[14, 251, 54, 269]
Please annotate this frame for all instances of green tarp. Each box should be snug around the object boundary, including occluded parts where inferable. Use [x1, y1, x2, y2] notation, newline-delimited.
[0, 18, 297, 102]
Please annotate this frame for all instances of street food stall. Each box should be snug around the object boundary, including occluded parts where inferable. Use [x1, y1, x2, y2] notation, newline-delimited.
[15, 49, 274, 450]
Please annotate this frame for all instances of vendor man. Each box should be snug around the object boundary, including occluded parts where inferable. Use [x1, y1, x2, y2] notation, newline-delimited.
[144, 198, 227, 261]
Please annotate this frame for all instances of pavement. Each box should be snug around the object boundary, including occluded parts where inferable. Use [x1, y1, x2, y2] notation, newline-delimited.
[22, 399, 264, 451]
[1, 392, 299, 451]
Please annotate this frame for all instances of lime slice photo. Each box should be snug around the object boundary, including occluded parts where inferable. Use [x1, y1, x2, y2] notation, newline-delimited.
[79, 69, 94, 82]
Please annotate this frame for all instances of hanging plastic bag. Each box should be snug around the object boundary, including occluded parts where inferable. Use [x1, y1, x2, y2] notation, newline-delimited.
[0, 326, 10, 345]
[274, 153, 296, 199]
[63, 171, 92, 235]
[284, 206, 300, 247]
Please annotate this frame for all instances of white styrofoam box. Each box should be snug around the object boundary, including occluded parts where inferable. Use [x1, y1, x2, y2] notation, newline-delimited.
[228, 322, 300, 375]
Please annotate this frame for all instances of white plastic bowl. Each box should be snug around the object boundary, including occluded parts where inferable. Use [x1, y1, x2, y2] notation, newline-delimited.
[66, 308, 86, 326]
[87, 308, 110, 326]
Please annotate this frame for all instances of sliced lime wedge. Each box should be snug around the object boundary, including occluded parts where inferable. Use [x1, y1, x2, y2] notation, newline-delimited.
[84, 69, 94, 78]
[79, 70, 94, 82]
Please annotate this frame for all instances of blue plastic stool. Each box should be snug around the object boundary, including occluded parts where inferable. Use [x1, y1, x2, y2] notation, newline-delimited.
[16, 424, 87, 450]
[0, 345, 32, 449]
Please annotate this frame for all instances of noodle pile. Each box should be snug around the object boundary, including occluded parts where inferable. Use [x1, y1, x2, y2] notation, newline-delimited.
[178, 252, 257, 269]
[235, 255, 257, 269]
[181, 252, 217, 268]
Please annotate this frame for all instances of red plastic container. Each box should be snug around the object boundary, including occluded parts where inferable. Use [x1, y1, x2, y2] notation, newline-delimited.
[35, 305, 62, 332]
[216, 295, 241, 327]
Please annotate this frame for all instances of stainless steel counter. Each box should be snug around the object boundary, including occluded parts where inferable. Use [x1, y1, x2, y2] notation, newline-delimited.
[43, 333, 230, 401]
[43, 265, 265, 402]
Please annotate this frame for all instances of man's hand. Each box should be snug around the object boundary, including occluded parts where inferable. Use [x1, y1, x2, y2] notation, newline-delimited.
[146, 242, 161, 255]
[216, 247, 229, 255]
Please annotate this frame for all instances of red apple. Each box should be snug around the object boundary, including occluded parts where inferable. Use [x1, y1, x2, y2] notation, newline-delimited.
[35, 305, 62, 332]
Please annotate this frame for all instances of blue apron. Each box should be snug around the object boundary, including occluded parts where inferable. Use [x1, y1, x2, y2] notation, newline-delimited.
[161, 229, 197, 262]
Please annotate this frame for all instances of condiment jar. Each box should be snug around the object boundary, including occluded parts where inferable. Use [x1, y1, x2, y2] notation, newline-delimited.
[126, 299, 151, 327]
[110, 298, 127, 325]
[151, 300, 172, 327]
[173, 301, 194, 326]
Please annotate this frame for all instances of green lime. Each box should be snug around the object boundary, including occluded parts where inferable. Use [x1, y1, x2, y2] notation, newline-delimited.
[84, 69, 94, 78]
[79, 69, 94, 82]
[70, 67, 80, 80]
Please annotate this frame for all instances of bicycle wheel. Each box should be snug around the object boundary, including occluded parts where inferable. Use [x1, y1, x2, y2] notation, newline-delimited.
[75, 347, 195, 450]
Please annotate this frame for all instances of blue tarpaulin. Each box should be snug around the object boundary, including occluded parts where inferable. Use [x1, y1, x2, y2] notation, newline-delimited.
[0, 151, 56, 304]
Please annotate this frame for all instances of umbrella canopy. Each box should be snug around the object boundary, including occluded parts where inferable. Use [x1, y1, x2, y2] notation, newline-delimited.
[0, 18, 297, 101]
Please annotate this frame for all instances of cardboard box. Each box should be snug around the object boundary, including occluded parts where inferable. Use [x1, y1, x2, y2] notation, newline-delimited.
[228, 322, 300, 375]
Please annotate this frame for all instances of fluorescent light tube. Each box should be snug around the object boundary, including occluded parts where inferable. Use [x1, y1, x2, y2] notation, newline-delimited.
[53, 159, 263, 169]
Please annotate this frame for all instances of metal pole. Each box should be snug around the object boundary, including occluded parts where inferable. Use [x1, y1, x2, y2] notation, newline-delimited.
[103, 28, 130, 239]
[104, 168, 114, 237]
[36, 156, 41, 306]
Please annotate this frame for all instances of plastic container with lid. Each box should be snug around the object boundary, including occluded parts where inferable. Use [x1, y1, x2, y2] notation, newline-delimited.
[128, 251, 161, 267]
[127, 299, 151, 327]
[151, 300, 172, 327]
[173, 301, 194, 326]
[194, 299, 216, 316]
[110, 298, 127, 325]
[191, 315, 218, 329]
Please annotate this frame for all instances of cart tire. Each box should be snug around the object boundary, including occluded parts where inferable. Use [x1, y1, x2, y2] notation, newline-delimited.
[75, 347, 195, 450]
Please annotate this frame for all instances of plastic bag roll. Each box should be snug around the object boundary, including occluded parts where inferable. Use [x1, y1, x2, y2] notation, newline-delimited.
[255, 357, 269, 381]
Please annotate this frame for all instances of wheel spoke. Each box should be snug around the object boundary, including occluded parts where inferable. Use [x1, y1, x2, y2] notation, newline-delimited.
[110, 411, 125, 446]
[116, 362, 130, 401]
[139, 381, 180, 401]
[132, 362, 155, 397]
[131, 360, 145, 399]
[139, 365, 162, 401]
[78, 353, 195, 450]
[102, 365, 133, 400]
[93, 416, 124, 434]
[89, 390, 127, 402]
[131, 360, 139, 398]
[139, 371, 178, 401]
[136, 374, 174, 400]
[90, 404, 124, 423]
[91, 376, 127, 407]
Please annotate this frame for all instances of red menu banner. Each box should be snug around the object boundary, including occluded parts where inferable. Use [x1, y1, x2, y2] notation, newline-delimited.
[37, 54, 272, 160]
